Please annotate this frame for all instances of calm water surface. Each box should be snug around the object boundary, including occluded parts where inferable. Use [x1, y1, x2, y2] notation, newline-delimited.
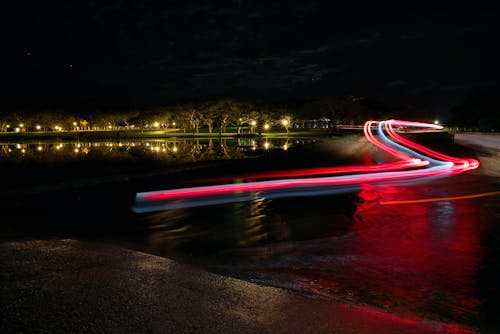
[1, 135, 499, 330]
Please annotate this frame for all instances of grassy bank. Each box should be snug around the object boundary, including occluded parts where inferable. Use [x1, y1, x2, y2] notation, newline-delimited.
[0, 128, 335, 141]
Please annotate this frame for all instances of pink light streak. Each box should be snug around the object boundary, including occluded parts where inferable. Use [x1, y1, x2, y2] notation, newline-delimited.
[132, 120, 480, 212]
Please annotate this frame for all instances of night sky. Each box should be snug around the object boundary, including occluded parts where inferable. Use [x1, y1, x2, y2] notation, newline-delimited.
[6, 1, 500, 112]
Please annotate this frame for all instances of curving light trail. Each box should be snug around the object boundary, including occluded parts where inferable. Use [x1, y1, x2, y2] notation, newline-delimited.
[132, 120, 480, 213]
[380, 190, 500, 205]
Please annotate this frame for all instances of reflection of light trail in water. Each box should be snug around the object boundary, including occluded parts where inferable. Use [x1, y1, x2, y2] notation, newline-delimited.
[132, 120, 480, 213]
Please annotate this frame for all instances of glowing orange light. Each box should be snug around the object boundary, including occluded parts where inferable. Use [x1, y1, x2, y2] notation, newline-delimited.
[380, 191, 500, 205]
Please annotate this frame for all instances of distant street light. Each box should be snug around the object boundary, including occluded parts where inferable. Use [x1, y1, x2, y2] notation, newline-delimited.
[263, 124, 270, 130]
[250, 120, 257, 134]
[282, 119, 290, 133]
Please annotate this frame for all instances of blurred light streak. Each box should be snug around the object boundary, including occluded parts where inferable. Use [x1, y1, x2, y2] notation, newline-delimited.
[132, 120, 480, 213]
[185, 159, 428, 184]
[380, 191, 500, 205]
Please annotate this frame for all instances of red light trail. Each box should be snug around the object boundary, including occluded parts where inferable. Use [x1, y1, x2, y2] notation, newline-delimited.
[132, 120, 480, 213]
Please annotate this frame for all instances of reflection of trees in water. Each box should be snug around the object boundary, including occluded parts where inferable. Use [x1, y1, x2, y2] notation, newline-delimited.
[0, 139, 252, 163]
[0, 137, 317, 164]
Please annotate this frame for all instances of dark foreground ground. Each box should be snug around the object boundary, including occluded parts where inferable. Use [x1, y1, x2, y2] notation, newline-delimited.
[0, 239, 474, 334]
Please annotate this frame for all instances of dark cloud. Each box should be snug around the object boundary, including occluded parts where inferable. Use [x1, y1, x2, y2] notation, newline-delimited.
[5, 1, 500, 110]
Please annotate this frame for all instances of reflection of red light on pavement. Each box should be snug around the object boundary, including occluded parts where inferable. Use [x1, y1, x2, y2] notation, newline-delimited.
[133, 120, 480, 212]
[335, 302, 475, 333]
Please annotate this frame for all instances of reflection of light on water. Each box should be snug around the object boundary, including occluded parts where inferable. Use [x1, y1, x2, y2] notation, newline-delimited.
[0, 138, 312, 167]
[239, 197, 270, 247]
[140, 197, 279, 257]
[429, 201, 456, 242]
[142, 209, 194, 254]
[348, 183, 483, 324]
